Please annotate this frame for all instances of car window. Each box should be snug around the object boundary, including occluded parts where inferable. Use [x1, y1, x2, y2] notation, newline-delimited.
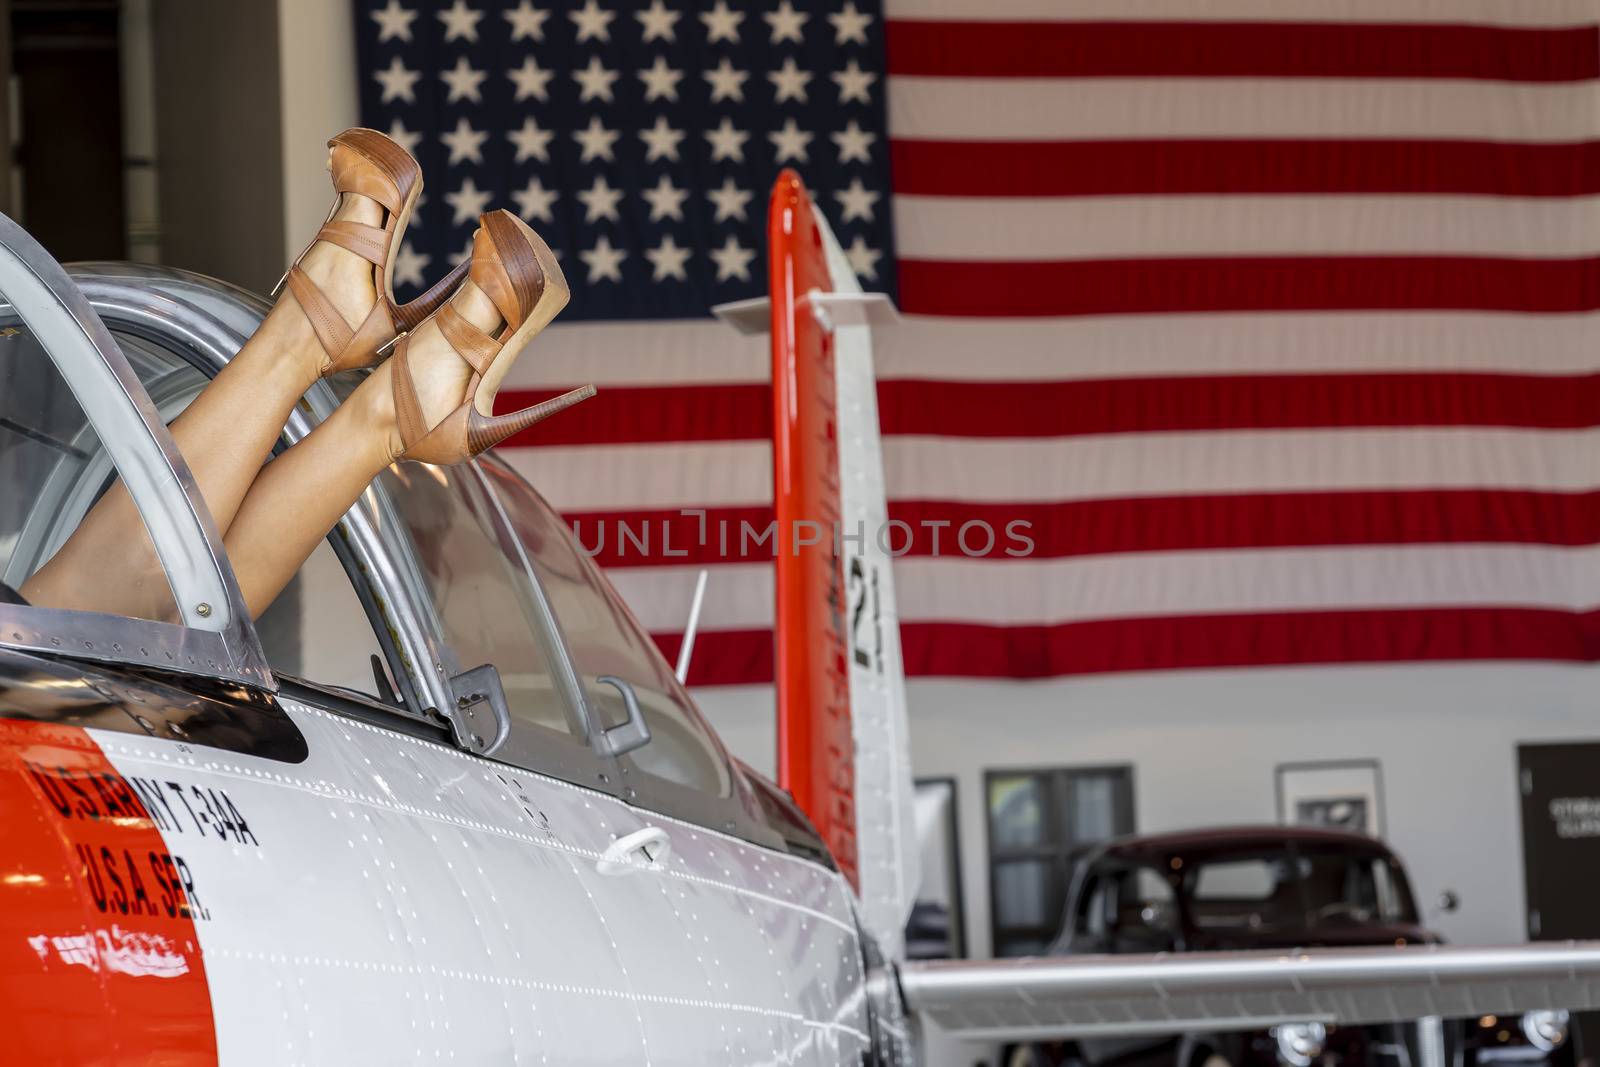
[377, 461, 579, 738]
[482, 462, 730, 798]
[1188, 853, 1302, 930]
[0, 322, 178, 621]
[1075, 866, 1178, 949]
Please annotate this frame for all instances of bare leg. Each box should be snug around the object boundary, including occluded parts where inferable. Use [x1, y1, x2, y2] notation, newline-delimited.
[21, 194, 384, 619]
[222, 279, 497, 617]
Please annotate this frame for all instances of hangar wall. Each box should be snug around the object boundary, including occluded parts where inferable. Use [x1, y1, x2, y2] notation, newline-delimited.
[696, 663, 1599, 958]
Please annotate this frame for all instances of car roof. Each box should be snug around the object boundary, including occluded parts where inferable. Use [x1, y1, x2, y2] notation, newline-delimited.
[1085, 824, 1399, 866]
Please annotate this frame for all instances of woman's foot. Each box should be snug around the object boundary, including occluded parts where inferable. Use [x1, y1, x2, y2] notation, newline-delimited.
[266, 177, 386, 383]
[268, 128, 470, 381]
[361, 275, 503, 461]
[361, 211, 589, 466]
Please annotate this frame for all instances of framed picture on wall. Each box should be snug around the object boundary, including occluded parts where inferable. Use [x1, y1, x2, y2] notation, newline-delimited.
[1275, 760, 1385, 837]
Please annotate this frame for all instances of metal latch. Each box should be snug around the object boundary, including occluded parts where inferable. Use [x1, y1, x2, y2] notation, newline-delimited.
[447, 664, 511, 755]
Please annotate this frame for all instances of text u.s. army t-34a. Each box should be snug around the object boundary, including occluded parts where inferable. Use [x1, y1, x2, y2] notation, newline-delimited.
[2, 173, 1599, 1064]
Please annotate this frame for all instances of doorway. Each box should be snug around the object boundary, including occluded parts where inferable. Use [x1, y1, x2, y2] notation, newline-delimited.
[1517, 742, 1600, 1063]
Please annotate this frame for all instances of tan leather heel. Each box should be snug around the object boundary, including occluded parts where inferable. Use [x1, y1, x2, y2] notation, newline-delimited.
[274, 127, 468, 376]
[390, 210, 593, 464]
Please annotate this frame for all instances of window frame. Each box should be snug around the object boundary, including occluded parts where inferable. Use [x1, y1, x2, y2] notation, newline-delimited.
[985, 763, 1136, 959]
[0, 216, 270, 689]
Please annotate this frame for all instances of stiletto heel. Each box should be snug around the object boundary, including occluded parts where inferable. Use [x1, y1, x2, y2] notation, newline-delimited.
[390, 210, 592, 464]
[280, 127, 466, 376]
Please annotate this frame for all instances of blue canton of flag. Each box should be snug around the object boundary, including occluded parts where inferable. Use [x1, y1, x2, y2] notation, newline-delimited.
[354, 0, 897, 321]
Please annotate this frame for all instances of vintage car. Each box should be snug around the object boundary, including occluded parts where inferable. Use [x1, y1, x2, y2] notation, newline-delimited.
[1014, 826, 1576, 1067]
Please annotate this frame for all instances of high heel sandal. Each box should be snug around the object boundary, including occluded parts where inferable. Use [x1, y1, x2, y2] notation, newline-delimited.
[275, 127, 469, 376]
[390, 210, 594, 464]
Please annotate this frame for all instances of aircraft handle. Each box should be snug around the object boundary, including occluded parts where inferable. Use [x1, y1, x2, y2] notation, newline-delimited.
[597, 826, 673, 876]
[592, 675, 652, 757]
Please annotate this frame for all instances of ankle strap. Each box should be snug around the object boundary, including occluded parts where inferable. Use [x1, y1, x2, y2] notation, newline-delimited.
[317, 220, 389, 266]
[434, 304, 501, 376]
[284, 266, 353, 359]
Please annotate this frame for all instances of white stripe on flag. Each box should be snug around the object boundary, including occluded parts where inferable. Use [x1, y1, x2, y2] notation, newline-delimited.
[893, 195, 1600, 261]
[882, 0, 1600, 25]
[501, 427, 1600, 512]
[607, 543, 1600, 631]
[887, 77, 1600, 142]
[500, 314, 1600, 389]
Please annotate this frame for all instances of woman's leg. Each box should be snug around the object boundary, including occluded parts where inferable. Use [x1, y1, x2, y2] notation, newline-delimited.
[20, 194, 384, 619]
[221, 279, 499, 618]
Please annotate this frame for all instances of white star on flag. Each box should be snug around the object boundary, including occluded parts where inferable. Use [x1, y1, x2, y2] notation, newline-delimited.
[642, 175, 689, 222]
[768, 58, 811, 104]
[578, 175, 624, 222]
[828, 2, 873, 46]
[508, 117, 554, 162]
[762, 0, 808, 44]
[706, 178, 752, 223]
[710, 236, 756, 282]
[699, 0, 742, 44]
[639, 116, 684, 162]
[834, 177, 879, 222]
[441, 118, 488, 165]
[436, 0, 482, 41]
[386, 119, 421, 156]
[508, 56, 553, 101]
[572, 55, 619, 103]
[843, 236, 880, 280]
[768, 119, 812, 164]
[831, 120, 876, 164]
[445, 178, 492, 226]
[705, 119, 748, 163]
[581, 236, 627, 283]
[638, 56, 682, 103]
[393, 242, 429, 288]
[573, 116, 620, 163]
[635, 0, 679, 42]
[569, 0, 614, 43]
[374, 57, 420, 103]
[646, 235, 692, 281]
[831, 59, 876, 104]
[703, 58, 747, 104]
[514, 178, 558, 223]
[440, 56, 486, 103]
[370, 0, 417, 42]
[503, 0, 549, 41]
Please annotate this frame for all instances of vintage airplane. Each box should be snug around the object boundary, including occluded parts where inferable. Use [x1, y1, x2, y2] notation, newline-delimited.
[1, 172, 1599, 1065]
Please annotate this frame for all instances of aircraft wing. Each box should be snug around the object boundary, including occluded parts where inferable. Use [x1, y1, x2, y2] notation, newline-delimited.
[898, 943, 1600, 1042]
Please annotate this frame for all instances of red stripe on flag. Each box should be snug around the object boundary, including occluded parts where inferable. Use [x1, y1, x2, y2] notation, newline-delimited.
[897, 256, 1600, 317]
[498, 372, 1600, 447]
[889, 139, 1600, 198]
[882, 373, 1600, 437]
[658, 607, 1600, 685]
[884, 21, 1600, 81]
[569, 490, 1600, 568]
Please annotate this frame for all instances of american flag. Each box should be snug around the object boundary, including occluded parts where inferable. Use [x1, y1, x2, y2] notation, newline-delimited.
[357, 1, 1600, 687]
